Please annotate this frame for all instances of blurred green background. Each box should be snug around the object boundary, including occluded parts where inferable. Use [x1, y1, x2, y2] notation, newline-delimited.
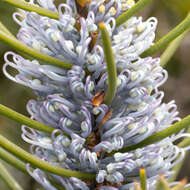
[0, 0, 190, 189]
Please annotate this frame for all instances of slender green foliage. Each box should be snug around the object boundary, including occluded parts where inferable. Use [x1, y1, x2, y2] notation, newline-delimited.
[140, 169, 147, 190]
[157, 14, 190, 181]
[0, 0, 190, 189]
[2, 0, 59, 19]
[0, 135, 96, 179]
[0, 104, 54, 134]
[155, 176, 170, 190]
[160, 28, 189, 67]
[172, 179, 187, 190]
[0, 161, 24, 190]
[0, 149, 65, 190]
[0, 148, 27, 174]
[116, 0, 153, 27]
[171, 126, 190, 181]
[141, 13, 190, 57]
[0, 21, 41, 60]
[109, 114, 190, 155]
[0, 22, 15, 38]
[178, 128, 190, 149]
[99, 22, 117, 105]
[0, 30, 73, 69]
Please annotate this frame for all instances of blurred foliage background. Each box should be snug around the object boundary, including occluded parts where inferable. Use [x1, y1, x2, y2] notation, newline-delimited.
[0, 0, 190, 189]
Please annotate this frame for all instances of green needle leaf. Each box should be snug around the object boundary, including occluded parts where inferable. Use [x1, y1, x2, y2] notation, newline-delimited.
[178, 128, 190, 149]
[155, 175, 170, 190]
[0, 104, 55, 134]
[0, 30, 73, 69]
[140, 168, 147, 190]
[170, 159, 185, 182]
[141, 13, 190, 57]
[171, 127, 190, 181]
[0, 149, 65, 190]
[0, 161, 24, 190]
[109, 114, 190, 156]
[1, 0, 59, 20]
[0, 134, 96, 179]
[0, 148, 27, 174]
[171, 179, 187, 190]
[0, 21, 15, 38]
[116, 0, 153, 27]
[159, 28, 189, 67]
[99, 22, 117, 105]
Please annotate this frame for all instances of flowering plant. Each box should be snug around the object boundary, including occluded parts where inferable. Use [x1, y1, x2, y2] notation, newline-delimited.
[0, 0, 190, 190]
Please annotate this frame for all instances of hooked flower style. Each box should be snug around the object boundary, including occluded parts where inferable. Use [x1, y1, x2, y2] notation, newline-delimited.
[3, 0, 190, 189]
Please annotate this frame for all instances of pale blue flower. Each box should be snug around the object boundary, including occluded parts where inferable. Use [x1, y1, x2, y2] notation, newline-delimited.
[3, 0, 190, 189]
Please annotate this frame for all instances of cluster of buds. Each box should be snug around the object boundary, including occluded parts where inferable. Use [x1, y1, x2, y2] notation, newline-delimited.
[2, 0, 190, 189]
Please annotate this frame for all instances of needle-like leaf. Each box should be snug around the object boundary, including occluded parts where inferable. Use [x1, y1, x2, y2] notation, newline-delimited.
[0, 161, 24, 190]
[141, 13, 190, 57]
[0, 30, 73, 69]
[140, 168, 147, 190]
[2, 0, 59, 20]
[155, 175, 170, 190]
[116, 0, 153, 27]
[99, 22, 117, 105]
[0, 104, 54, 134]
[0, 134, 96, 179]
[109, 114, 190, 155]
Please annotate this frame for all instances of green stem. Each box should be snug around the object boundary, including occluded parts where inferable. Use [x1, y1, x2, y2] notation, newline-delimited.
[0, 30, 73, 69]
[99, 22, 117, 105]
[141, 13, 190, 57]
[0, 148, 65, 190]
[0, 148, 27, 174]
[170, 156, 186, 182]
[0, 23, 33, 59]
[116, 0, 153, 27]
[140, 168, 147, 190]
[155, 176, 170, 190]
[47, 176, 66, 190]
[0, 134, 95, 179]
[172, 179, 187, 190]
[0, 23, 34, 60]
[0, 161, 24, 190]
[109, 114, 190, 156]
[178, 130, 190, 149]
[1, 0, 59, 20]
[0, 104, 54, 134]
[160, 28, 190, 67]
[170, 126, 190, 181]
[0, 22, 15, 38]
[0, 22, 40, 60]
[49, 181, 64, 190]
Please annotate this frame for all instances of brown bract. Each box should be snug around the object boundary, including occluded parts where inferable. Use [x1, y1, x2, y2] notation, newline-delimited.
[89, 31, 99, 52]
[74, 14, 81, 31]
[96, 109, 112, 136]
[75, 0, 90, 18]
[92, 91, 105, 107]
[95, 182, 122, 190]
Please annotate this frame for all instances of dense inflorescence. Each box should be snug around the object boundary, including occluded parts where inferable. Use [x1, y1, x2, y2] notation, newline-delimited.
[3, 0, 190, 189]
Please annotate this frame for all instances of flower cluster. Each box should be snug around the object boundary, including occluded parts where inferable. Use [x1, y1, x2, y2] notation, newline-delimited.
[3, 0, 190, 189]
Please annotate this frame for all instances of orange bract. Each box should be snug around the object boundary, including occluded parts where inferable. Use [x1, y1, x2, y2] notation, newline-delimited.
[76, 0, 91, 7]
[92, 91, 105, 107]
[97, 109, 112, 136]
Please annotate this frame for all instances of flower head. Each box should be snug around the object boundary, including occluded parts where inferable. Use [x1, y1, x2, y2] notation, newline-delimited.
[3, 0, 190, 189]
